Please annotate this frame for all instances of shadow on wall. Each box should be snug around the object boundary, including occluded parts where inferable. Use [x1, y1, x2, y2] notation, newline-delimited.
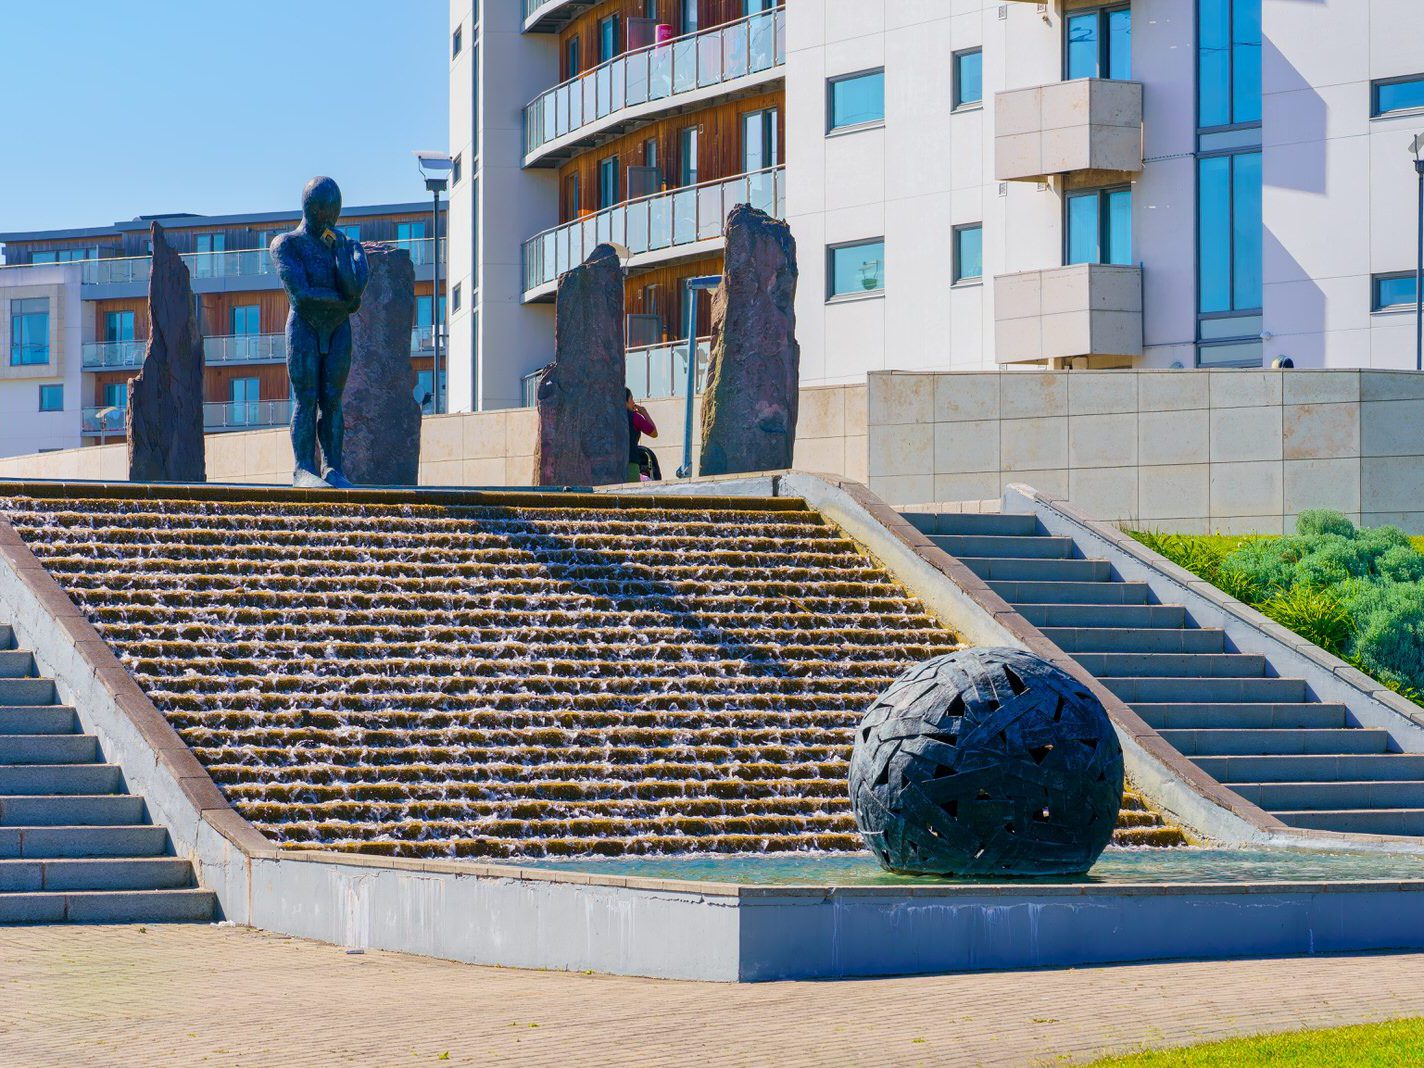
[1262, 37, 1326, 196]
[1262, 228, 1326, 367]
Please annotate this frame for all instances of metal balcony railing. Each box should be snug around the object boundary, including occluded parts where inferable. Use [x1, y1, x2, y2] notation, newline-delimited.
[520, 335, 713, 407]
[203, 333, 286, 364]
[524, 9, 785, 158]
[203, 399, 292, 432]
[81, 406, 127, 435]
[76, 238, 443, 286]
[522, 166, 784, 295]
[412, 324, 436, 354]
[81, 340, 146, 370]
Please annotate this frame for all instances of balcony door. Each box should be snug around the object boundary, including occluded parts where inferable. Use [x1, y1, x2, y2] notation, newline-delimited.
[230, 377, 260, 427]
[742, 108, 779, 173]
[193, 233, 225, 279]
[104, 310, 134, 342]
[231, 304, 260, 360]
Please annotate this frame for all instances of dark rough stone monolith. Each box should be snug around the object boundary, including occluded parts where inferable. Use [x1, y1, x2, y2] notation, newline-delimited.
[535, 244, 628, 487]
[127, 222, 206, 483]
[698, 204, 799, 477]
[343, 244, 421, 486]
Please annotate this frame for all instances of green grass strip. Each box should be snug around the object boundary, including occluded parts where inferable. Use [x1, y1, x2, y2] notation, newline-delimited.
[1086, 1017, 1424, 1066]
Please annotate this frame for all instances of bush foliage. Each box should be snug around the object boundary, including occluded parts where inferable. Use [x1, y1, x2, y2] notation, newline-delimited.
[1130, 510, 1424, 704]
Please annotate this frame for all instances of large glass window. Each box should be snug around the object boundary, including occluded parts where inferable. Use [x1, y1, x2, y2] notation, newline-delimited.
[598, 15, 619, 64]
[828, 239, 885, 299]
[1066, 6, 1130, 81]
[103, 382, 128, 409]
[231, 304, 260, 336]
[953, 225, 983, 284]
[566, 36, 581, 79]
[38, 384, 63, 413]
[828, 70, 885, 132]
[953, 50, 983, 109]
[1198, 152, 1262, 314]
[337, 225, 361, 241]
[230, 377, 260, 426]
[742, 108, 779, 172]
[1065, 188, 1132, 266]
[681, 0, 697, 34]
[597, 155, 620, 208]
[1199, 0, 1261, 128]
[1373, 76, 1424, 117]
[397, 221, 427, 249]
[56, 248, 95, 262]
[105, 310, 135, 342]
[31, 251, 57, 265]
[9, 297, 49, 366]
[679, 127, 699, 186]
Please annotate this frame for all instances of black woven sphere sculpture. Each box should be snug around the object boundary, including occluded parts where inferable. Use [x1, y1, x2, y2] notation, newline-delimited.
[849, 647, 1124, 877]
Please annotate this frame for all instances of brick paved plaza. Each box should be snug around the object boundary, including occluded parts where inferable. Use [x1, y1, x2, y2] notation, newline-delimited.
[1, 925, 1422, 1067]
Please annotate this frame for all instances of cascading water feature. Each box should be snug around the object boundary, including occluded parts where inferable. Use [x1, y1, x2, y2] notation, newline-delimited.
[0, 490, 1185, 859]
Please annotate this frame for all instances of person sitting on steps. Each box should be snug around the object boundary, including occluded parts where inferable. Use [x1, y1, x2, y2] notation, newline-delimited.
[626, 389, 658, 482]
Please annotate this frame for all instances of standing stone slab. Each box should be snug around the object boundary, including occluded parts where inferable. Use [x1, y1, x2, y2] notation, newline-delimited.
[343, 244, 421, 486]
[698, 205, 799, 477]
[127, 223, 206, 483]
[536, 244, 628, 487]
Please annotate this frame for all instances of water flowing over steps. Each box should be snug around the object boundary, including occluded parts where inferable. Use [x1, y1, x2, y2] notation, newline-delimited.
[910, 510, 1424, 838]
[2, 491, 1182, 858]
[0, 626, 213, 924]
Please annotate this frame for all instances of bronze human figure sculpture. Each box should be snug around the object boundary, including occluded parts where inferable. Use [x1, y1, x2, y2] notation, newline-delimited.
[271, 176, 370, 488]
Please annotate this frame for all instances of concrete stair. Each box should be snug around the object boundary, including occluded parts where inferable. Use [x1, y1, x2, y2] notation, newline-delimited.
[908, 509, 1424, 839]
[0, 625, 212, 924]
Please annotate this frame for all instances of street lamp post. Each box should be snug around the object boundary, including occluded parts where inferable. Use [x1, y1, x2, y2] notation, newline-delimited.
[675, 274, 722, 480]
[415, 151, 453, 413]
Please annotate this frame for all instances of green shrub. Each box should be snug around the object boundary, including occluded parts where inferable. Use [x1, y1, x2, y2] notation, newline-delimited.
[1378, 545, 1424, 585]
[1295, 509, 1356, 538]
[1217, 538, 1297, 597]
[1257, 585, 1353, 657]
[1343, 581, 1424, 694]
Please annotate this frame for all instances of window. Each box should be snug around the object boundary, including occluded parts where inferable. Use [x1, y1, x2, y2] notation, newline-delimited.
[103, 382, 128, 409]
[744, 0, 774, 12]
[397, 221, 428, 249]
[598, 15, 620, 64]
[828, 69, 885, 132]
[566, 36, 581, 79]
[953, 225, 983, 284]
[1198, 151, 1262, 313]
[597, 155, 620, 208]
[414, 369, 447, 415]
[1066, 6, 1130, 81]
[31, 251, 57, 265]
[38, 384, 63, 413]
[9, 297, 49, 366]
[452, 25, 462, 58]
[828, 239, 885, 299]
[57, 248, 95, 262]
[642, 138, 657, 170]
[742, 108, 779, 172]
[679, 127, 699, 186]
[416, 294, 447, 331]
[452, 283, 462, 312]
[193, 233, 225, 279]
[230, 377, 260, 427]
[1373, 273, 1419, 311]
[681, 0, 697, 34]
[451, 154, 462, 186]
[105, 310, 135, 342]
[1065, 187, 1132, 265]
[563, 174, 582, 219]
[337, 225, 361, 241]
[1198, 0, 1261, 129]
[231, 305, 260, 336]
[195, 234, 225, 254]
[953, 50, 983, 110]
[1373, 76, 1424, 117]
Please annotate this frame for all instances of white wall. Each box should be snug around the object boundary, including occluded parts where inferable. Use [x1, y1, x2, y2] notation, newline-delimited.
[0, 265, 83, 457]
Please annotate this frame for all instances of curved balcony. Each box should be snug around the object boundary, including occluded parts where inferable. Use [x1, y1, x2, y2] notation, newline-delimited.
[522, 0, 598, 34]
[81, 340, 146, 370]
[204, 399, 293, 432]
[204, 333, 287, 364]
[524, 9, 786, 167]
[81, 406, 128, 436]
[521, 165, 785, 302]
[520, 335, 712, 407]
[78, 238, 442, 287]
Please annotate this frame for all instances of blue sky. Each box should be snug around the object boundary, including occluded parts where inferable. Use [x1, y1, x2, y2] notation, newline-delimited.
[0, 1, 449, 234]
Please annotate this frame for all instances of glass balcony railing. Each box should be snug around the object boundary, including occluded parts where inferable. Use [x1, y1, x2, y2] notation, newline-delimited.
[204, 399, 292, 432]
[412, 324, 436, 354]
[81, 406, 128, 435]
[203, 333, 286, 364]
[522, 165, 784, 295]
[77, 238, 443, 286]
[524, 9, 785, 158]
[520, 336, 712, 407]
[81, 340, 146, 370]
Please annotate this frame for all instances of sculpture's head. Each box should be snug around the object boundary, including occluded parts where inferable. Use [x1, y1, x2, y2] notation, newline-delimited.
[301, 176, 343, 232]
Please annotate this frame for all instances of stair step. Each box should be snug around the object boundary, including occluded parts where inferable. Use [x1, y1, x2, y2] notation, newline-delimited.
[0, 706, 79, 735]
[1157, 728, 1390, 757]
[0, 651, 35, 678]
[0, 825, 169, 859]
[1043, 627, 1225, 654]
[0, 888, 214, 925]
[1133, 703, 1350, 730]
[1232, 780, 1424, 810]
[1015, 603, 1188, 630]
[1195, 753, 1424, 784]
[0, 735, 98, 766]
[961, 557, 1112, 582]
[0, 794, 144, 827]
[0, 678, 56, 706]
[929, 534, 1074, 560]
[1274, 809, 1424, 836]
[0, 765, 121, 795]
[994, 580, 1150, 605]
[1102, 676, 1307, 703]
[1075, 652, 1268, 679]
[0, 857, 194, 893]
[905, 512, 1039, 537]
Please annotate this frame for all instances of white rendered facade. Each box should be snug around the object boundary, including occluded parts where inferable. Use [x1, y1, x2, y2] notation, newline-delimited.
[447, 0, 1424, 413]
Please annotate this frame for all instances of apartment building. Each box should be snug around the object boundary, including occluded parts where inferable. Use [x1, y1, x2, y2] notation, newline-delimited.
[447, 0, 1424, 413]
[0, 203, 447, 459]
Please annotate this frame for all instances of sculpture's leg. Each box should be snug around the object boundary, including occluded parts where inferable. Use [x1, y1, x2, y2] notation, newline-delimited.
[317, 322, 354, 487]
[288, 329, 324, 487]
